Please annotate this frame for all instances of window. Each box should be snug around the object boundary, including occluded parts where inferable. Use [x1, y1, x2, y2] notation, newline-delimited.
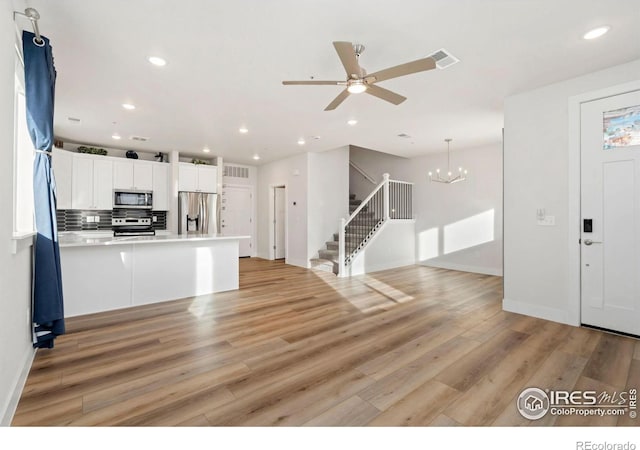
[13, 37, 35, 235]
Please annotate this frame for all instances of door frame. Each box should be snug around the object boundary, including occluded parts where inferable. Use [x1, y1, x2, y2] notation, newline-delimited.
[268, 184, 287, 261]
[221, 183, 255, 257]
[568, 80, 640, 327]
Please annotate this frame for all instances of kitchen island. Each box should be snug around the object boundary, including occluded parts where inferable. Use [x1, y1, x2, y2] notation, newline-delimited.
[58, 232, 249, 317]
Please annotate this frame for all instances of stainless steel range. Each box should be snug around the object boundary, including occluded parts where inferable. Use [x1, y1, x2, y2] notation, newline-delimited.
[112, 217, 155, 236]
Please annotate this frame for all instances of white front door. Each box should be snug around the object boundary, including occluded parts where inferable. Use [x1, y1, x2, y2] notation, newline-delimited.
[274, 187, 286, 259]
[581, 90, 640, 335]
[220, 185, 253, 257]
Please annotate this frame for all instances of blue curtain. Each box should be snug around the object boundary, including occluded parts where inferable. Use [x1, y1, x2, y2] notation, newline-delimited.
[23, 30, 65, 348]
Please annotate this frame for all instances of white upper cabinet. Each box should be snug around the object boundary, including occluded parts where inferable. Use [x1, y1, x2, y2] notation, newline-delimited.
[152, 164, 169, 211]
[197, 165, 218, 193]
[52, 147, 73, 210]
[178, 163, 217, 193]
[71, 154, 113, 210]
[113, 160, 153, 191]
[178, 164, 198, 192]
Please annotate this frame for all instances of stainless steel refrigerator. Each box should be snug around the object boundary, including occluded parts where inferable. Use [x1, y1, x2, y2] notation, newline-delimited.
[178, 191, 219, 235]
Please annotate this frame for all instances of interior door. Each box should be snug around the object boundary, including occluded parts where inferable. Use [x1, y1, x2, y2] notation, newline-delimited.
[274, 187, 286, 259]
[581, 90, 640, 335]
[220, 186, 253, 257]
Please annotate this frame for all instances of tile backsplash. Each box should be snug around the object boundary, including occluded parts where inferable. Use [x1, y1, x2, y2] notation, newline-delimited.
[57, 210, 167, 232]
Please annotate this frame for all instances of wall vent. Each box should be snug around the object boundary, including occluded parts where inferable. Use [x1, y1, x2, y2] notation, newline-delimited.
[224, 165, 249, 179]
[130, 136, 149, 142]
[428, 48, 459, 69]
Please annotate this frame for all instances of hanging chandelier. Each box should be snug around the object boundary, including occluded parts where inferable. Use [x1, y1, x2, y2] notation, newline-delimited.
[428, 138, 467, 184]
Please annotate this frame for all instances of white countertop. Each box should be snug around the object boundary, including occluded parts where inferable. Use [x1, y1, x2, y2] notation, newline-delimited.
[58, 231, 249, 248]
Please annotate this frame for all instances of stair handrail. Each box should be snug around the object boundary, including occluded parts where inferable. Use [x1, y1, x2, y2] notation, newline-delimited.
[349, 161, 377, 185]
[339, 173, 414, 277]
[345, 173, 389, 227]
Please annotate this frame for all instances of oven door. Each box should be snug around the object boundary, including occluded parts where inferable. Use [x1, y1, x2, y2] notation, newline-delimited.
[113, 190, 153, 209]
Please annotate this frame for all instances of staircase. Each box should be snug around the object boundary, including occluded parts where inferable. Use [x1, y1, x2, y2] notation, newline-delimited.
[311, 173, 413, 277]
[310, 194, 368, 275]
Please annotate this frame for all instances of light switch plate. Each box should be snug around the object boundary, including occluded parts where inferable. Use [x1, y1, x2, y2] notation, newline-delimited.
[537, 215, 555, 226]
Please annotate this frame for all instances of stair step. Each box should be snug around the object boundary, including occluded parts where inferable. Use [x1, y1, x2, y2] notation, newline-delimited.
[349, 199, 362, 206]
[346, 224, 379, 231]
[333, 232, 369, 241]
[309, 258, 338, 275]
[349, 193, 356, 200]
[325, 241, 338, 250]
[318, 249, 338, 261]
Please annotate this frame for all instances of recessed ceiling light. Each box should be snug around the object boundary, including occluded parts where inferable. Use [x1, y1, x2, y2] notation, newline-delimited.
[148, 56, 167, 66]
[202, 147, 211, 153]
[239, 127, 249, 134]
[122, 103, 136, 110]
[111, 134, 121, 140]
[297, 138, 306, 145]
[253, 155, 260, 160]
[583, 26, 610, 40]
[347, 119, 358, 126]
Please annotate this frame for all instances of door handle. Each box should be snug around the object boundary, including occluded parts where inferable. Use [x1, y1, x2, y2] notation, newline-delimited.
[584, 239, 602, 246]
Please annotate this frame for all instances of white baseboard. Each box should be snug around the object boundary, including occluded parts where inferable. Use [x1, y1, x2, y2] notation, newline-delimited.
[1, 347, 35, 427]
[502, 298, 575, 326]
[421, 260, 503, 277]
[286, 258, 309, 269]
[362, 258, 416, 274]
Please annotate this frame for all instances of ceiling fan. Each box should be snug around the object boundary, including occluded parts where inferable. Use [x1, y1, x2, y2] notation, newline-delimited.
[282, 41, 437, 111]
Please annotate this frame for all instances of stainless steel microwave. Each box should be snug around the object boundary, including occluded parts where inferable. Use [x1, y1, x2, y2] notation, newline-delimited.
[113, 190, 153, 209]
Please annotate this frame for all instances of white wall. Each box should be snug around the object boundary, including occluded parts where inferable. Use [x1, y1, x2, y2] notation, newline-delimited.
[1, 0, 36, 426]
[256, 152, 308, 267]
[349, 145, 406, 200]
[307, 147, 349, 260]
[405, 145, 503, 276]
[503, 58, 640, 325]
[346, 220, 416, 276]
[349, 143, 504, 276]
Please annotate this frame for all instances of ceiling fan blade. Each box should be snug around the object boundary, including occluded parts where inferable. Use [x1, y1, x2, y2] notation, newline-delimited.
[324, 89, 350, 111]
[282, 80, 343, 85]
[365, 84, 406, 105]
[366, 57, 436, 83]
[333, 41, 361, 78]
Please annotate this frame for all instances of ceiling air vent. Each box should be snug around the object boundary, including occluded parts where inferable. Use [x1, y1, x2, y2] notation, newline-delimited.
[130, 136, 149, 142]
[429, 48, 459, 69]
[224, 165, 249, 179]
[397, 133, 411, 139]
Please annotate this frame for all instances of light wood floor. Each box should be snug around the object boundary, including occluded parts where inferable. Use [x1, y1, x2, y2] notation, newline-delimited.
[13, 258, 640, 426]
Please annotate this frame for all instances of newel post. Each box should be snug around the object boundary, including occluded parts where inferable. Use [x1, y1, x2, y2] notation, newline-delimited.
[338, 217, 346, 277]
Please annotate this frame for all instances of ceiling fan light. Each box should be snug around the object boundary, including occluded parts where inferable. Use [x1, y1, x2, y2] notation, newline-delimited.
[347, 81, 367, 94]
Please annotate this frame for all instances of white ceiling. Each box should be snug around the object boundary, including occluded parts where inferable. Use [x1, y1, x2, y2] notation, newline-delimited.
[20, 0, 640, 164]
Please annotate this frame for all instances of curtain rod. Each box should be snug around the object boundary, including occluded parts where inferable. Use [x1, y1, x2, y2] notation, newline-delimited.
[14, 8, 44, 47]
